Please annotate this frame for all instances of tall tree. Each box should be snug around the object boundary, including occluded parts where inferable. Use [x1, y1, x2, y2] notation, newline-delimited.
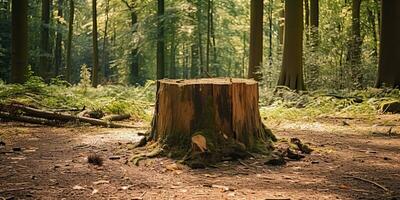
[376, 0, 400, 88]
[248, 0, 263, 81]
[54, 0, 63, 77]
[102, 0, 110, 81]
[92, 0, 100, 87]
[196, 0, 205, 75]
[121, 0, 140, 84]
[157, 0, 165, 79]
[65, 0, 74, 83]
[347, 0, 362, 88]
[10, 0, 29, 84]
[39, 0, 52, 81]
[309, 0, 319, 46]
[278, 0, 305, 90]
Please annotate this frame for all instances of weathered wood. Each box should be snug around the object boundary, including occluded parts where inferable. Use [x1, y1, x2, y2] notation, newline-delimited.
[149, 78, 275, 165]
[0, 104, 137, 128]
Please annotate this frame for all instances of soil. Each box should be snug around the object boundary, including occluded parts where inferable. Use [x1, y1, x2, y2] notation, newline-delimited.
[1, 115, 399, 200]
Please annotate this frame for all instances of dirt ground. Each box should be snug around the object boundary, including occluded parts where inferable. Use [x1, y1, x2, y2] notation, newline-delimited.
[1, 115, 400, 200]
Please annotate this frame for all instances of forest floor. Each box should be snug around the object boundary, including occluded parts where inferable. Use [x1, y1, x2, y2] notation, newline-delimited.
[1, 115, 400, 200]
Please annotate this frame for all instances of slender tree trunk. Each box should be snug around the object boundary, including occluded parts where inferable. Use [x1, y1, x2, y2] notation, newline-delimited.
[278, 0, 284, 45]
[10, 0, 29, 84]
[241, 32, 246, 78]
[376, 0, 400, 88]
[157, 0, 165, 79]
[268, 0, 273, 67]
[197, 0, 204, 76]
[169, 31, 177, 79]
[40, 0, 51, 81]
[211, 0, 218, 76]
[309, 0, 319, 46]
[347, 0, 362, 89]
[248, 0, 263, 81]
[304, 0, 309, 41]
[130, 11, 139, 84]
[65, 0, 74, 83]
[367, 7, 378, 60]
[278, 0, 305, 90]
[190, 44, 199, 78]
[92, 0, 100, 87]
[206, 0, 211, 73]
[102, 0, 110, 81]
[54, 0, 63, 77]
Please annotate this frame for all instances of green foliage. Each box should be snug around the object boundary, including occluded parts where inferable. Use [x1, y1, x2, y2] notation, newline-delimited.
[260, 87, 400, 122]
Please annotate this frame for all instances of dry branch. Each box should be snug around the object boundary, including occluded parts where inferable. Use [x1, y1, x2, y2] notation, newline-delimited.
[0, 104, 138, 128]
[101, 114, 130, 121]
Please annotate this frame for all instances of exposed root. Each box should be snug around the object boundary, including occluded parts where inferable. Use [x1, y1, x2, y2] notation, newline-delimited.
[130, 144, 164, 166]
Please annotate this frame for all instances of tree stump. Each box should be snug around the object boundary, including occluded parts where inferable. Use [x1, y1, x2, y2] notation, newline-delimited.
[147, 78, 276, 167]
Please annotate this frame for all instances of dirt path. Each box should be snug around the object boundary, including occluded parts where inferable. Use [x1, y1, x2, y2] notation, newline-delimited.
[1, 116, 399, 200]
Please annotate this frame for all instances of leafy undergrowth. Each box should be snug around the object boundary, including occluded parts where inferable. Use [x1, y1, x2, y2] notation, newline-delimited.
[0, 77, 156, 122]
[1, 77, 399, 125]
[260, 86, 400, 123]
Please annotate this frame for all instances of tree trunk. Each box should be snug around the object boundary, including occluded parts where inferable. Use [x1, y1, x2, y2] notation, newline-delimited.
[92, 0, 100, 87]
[10, 0, 29, 84]
[347, 0, 362, 89]
[206, 0, 211, 73]
[376, 0, 400, 88]
[210, 0, 218, 76]
[367, 6, 378, 60]
[248, 0, 263, 81]
[196, 0, 205, 76]
[268, 0, 273, 67]
[157, 0, 165, 80]
[102, 0, 110, 81]
[278, 0, 305, 90]
[309, 0, 319, 46]
[54, 0, 63, 77]
[130, 10, 139, 84]
[278, 0, 284, 45]
[40, 0, 51, 82]
[304, 0, 309, 41]
[190, 44, 199, 78]
[0, 0, 11, 82]
[149, 78, 275, 166]
[65, 0, 74, 83]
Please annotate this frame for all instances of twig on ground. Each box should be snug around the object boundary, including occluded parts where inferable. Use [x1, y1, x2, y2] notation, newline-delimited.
[344, 176, 389, 192]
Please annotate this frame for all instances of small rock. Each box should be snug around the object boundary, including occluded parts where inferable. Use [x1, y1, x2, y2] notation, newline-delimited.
[93, 180, 110, 185]
[73, 185, 85, 190]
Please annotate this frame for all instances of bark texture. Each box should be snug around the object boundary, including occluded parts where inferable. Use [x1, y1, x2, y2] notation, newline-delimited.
[10, 0, 29, 84]
[92, 0, 100, 87]
[66, 0, 74, 83]
[376, 0, 400, 88]
[248, 0, 264, 81]
[149, 78, 275, 165]
[278, 0, 305, 90]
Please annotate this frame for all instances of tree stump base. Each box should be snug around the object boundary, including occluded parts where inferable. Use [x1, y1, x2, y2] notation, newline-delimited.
[146, 78, 276, 167]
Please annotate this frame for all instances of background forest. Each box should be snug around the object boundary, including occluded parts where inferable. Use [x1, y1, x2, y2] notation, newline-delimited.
[0, 0, 384, 90]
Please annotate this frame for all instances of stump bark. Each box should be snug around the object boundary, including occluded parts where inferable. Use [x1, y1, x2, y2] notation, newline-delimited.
[148, 78, 276, 165]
